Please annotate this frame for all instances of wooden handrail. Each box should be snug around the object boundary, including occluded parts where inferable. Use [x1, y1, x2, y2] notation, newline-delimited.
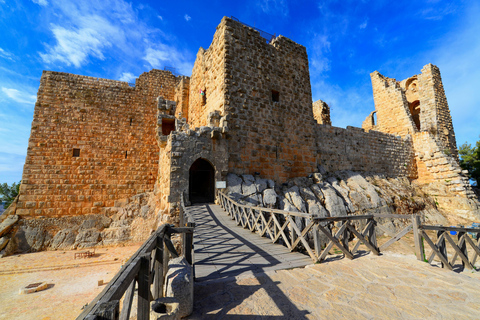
[78, 209, 196, 319]
[216, 190, 419, 263]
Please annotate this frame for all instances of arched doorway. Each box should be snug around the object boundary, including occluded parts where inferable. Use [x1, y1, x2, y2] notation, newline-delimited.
[189, 158, 215, 203]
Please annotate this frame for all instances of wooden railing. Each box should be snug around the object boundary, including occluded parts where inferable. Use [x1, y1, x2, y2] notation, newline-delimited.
[217, 191, 420, 263]
[78, 193, 194, 320]
[417, 225, 480, 271]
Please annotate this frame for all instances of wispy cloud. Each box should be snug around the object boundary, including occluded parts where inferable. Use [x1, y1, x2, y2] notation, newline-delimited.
[184, 14, 191, 22]
[157, 15, 163, 21]
[119, 72, 135, 82]
[40, 23, 112, 67]
[259, 0, 289, 16]
[32, 0, 48, 6]
[143, 45, 193, 75]
[309, 34, 331, 74]
[38, 0, 192, 72]
[1, 87, 37, 105]
[0, 48, 14, 61]
[359, 20, 368, 29]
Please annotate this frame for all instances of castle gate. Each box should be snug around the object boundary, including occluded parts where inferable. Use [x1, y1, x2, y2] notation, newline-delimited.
[189, 158, 215, 203]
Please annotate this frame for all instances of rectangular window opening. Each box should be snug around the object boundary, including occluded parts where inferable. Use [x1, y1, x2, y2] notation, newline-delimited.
[73, 148, 80, 157]
[162, 118, 176, 136]
[130, 118, 133, 126]
[272, 90, 280, 102]
[125, 151, 128, 159]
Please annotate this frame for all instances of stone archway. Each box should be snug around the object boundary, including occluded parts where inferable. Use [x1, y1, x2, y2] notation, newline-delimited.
[189, 158, 215, 203]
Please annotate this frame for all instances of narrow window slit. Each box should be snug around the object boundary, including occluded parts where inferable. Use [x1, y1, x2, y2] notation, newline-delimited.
[272, 90, 280, 102]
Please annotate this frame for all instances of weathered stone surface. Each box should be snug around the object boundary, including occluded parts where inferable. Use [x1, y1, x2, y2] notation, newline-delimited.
[12, 226, 46, 252]
[310, 184, 325, 203]
[50, 229, 76, 250]
[0, 237, 9, 251]
[254, 177, 268, 193]
[263, 189, 277, 207]
[319, 183, 348, 217]
[241, 179, 257, 196]
[0, 215, 19, 238]
[165, 257, 193, 318]
[284, 186, 306, 212]
[227, 173, 243, 194]
[74, 229, 100, 249]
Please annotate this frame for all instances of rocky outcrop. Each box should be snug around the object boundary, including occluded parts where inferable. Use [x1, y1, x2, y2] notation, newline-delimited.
[1, 192, 160, 257]
[225, 168, 448, 224]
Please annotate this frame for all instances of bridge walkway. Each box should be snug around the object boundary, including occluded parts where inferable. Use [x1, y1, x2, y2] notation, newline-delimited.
[186, 204, 312, 282]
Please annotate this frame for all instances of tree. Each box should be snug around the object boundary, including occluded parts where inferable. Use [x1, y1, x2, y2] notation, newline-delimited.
[0, 181, 20, 209]
[459, 140, 480, 186]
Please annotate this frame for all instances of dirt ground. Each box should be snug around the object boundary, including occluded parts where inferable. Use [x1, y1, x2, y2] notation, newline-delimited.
[0, 244, 141, 320]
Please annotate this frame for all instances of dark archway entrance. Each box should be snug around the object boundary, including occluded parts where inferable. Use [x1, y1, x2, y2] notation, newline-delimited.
[189, 158, 215, 203]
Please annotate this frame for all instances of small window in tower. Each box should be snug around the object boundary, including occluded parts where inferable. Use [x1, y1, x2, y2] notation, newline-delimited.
[73, 148, 80, 157]
[272, 90, 280, 102]
[162, 118, 176, 135]
[125, 151, 128, 159]
[130, 118, 133, 126]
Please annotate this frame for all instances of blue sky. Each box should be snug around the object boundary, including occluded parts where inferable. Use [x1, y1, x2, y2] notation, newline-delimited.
[1, 0, 479, 184]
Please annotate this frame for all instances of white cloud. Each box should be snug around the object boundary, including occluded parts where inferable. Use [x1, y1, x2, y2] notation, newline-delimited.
[0, 48, 14, 61]
[40, 23, 112, 67]
[359, 20, 368, 29]
[309, 34, 331, 74]
[143, 45, 193, 76]
[259, 0, 289, 16]
[184, 14, 191, 22]
[158, 15, 163, 20]
[32, 0, 48, 6]
[119, 72, 136, 82]
[1, 87, 37, 105]
[38, 0, 192, 72]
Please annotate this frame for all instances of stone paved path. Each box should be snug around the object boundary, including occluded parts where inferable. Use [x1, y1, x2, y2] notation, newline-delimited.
[188, 204, 313, 282]
[189, 252, 480, 319]
[186, 204, 480, 319]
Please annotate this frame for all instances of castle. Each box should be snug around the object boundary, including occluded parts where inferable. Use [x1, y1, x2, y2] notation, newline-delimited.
[14, 17, 479, 226]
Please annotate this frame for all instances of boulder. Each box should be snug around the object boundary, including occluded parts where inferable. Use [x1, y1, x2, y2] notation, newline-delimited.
[263, 189, 278, 207]
[0, 214, 19, 237]
[241, 179, 257, 196]
[74, 229, 100, 248]
[165, 257, 193, 318]
[285, 186, 306, 212]
[51, 229, 76, 250]
[254, 177, 268, 193]
[226, 173, 242, 194]
[319, 183, 348, 217]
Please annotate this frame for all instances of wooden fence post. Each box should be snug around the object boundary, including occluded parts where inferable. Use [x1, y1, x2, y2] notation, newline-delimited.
[94, 301, 119, 320]
[437, 229, 447, 268]
[184, 222, 195, 265]
[137, 254, 151, 320]
[313, 223, 322, 258]
[412, 215, 424, 261]
[368, 218, 377, 250]
[458, 231, 468, 271]
[153, 246, 163, 300]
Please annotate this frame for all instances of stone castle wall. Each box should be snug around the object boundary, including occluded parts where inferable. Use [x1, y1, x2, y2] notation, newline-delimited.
[221, 18, 318, 182]
[316, 125, 416, 177]
[188, 24, 228, 129]
[18, 70, 182, 217]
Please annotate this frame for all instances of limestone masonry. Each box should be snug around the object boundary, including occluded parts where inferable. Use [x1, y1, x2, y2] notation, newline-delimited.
[2, 16, 479, 253]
